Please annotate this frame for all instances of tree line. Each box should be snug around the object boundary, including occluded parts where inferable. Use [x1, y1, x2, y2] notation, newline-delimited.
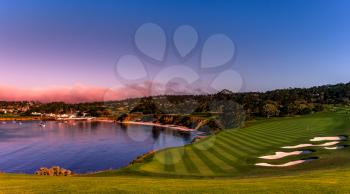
[1, 82, 349, 119]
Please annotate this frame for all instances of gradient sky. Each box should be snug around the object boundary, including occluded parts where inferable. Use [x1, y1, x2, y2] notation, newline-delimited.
[0, 0, 350, 101]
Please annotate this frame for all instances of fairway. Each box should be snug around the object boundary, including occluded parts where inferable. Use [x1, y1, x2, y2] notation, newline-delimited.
[126, 111, 350, 177]
[1, 168, 350, 193]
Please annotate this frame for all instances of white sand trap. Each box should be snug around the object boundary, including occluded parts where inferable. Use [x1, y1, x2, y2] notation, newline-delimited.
[259, 150, 312, 160]
[310, 136, 347, 142]
[325, 145, 347, 150]
[255, 158, 316, 167]
[282, 144, 313, 149]
[282, 141, 339, 149]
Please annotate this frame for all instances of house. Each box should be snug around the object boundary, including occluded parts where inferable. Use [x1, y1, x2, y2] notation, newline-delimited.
[31, 112, 43, 116]
[45, 113, 56, 117]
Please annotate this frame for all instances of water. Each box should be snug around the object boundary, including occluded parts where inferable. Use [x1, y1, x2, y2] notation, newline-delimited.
[0, 121, 194, 174]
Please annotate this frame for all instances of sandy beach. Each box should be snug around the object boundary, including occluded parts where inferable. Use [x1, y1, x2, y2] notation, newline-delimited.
[118, 121, 195, 132]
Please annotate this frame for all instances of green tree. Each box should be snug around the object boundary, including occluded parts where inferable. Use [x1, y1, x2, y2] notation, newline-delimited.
[263, 101, 279, 118]
[210, 100, 245, 129]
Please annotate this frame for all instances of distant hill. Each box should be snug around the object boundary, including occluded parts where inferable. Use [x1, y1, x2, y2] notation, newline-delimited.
[1, 82, 350, 119]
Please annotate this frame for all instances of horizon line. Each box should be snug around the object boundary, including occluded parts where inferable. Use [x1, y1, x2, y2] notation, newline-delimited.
[0, 81, 349, 104]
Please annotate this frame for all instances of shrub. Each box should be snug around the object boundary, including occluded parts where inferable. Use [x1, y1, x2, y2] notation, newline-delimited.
[35, 166, 73, 176]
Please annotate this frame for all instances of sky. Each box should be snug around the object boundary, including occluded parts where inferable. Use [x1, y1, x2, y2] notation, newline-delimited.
[0, 0, 350, 102]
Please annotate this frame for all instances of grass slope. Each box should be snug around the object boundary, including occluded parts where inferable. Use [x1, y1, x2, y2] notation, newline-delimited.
[1, 168, 350, 193]
[124, 110, 350, 177]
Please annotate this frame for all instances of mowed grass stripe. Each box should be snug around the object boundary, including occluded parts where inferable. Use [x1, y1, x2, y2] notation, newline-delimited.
[241, 127, 302, 139]
[220, 133, 261, 148]
[220, 134, 264, 151]
[233, 129, 290, 143]
[231, 132, 282, 147]
[245, 122, 295, 132]
[191, 147, 227, 174]
[206, 147, 238, 171]
[140, 152, 167, 173]
[254, 120, 331, 134]
[229, 128, 298, 143]
[249, 125, 310, 135]
[163, 150, 175, 172]
[200, 148, 237, 173]
[234, 129, 298, 144]
[236, 131, 293, 144]
[183, 148, 214, 175]
[180, 148, 200, 174]
[245, 124, 307, 135]
[256, 119, 321, 128]
[224, 134, 268, 150]
[208, 146, 237, 166]
[210, 142, 240, 161]
[240, 126, 309, 140]
[242, 125, 303, 136]
[247, 120, 305, 131]
[214, 140, 247, 158]
[217, 135, 258, 154]
[216, 135, 256, 155]
[171, 149, 189, 174]
[234, 123, 333, 149]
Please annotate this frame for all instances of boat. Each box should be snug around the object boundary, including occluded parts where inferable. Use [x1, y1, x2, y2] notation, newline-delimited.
[39, 121, 46, 127]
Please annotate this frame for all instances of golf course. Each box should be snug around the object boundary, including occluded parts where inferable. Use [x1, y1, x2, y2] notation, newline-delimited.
[1, 107, 350, 193]
[1, 0, 350, 193]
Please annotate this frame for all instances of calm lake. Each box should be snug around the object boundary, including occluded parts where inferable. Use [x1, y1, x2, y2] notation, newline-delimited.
[0, 121, 194, 174]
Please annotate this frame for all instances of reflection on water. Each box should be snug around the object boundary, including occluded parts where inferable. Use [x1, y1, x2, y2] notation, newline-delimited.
[0, 121, 194, 174]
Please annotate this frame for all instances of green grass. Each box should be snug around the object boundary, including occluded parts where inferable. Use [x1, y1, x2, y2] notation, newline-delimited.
[124, 111, 350, 177]
[1, 168, 350, 193]
[1, 110, 350, 193]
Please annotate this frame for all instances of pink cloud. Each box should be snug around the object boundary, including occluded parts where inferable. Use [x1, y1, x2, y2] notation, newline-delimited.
[0, 84, 146, 103]
[0, 81, 209, 103]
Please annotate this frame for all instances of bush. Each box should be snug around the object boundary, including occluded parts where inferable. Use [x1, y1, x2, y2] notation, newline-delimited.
[35, 166, 73, 176]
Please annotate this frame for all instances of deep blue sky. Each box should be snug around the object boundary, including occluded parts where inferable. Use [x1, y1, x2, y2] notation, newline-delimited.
[0, 0, 349, 92]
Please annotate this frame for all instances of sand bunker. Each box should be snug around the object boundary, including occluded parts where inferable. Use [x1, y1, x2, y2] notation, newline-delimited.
[259, 150, 312, 160]
[325, 145, 348, 150]
[310, 136, 347, 142]
[255, 158, 317, 167]
[282, 141, 339, 149]
[282, 144, 313, 149]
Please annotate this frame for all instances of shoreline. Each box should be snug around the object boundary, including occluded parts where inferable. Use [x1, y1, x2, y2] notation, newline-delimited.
[0, 117, 42, 121]
[0, 117, 115, 121]
[118, 121, 195, 132]
[0, 117, 194, 131]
